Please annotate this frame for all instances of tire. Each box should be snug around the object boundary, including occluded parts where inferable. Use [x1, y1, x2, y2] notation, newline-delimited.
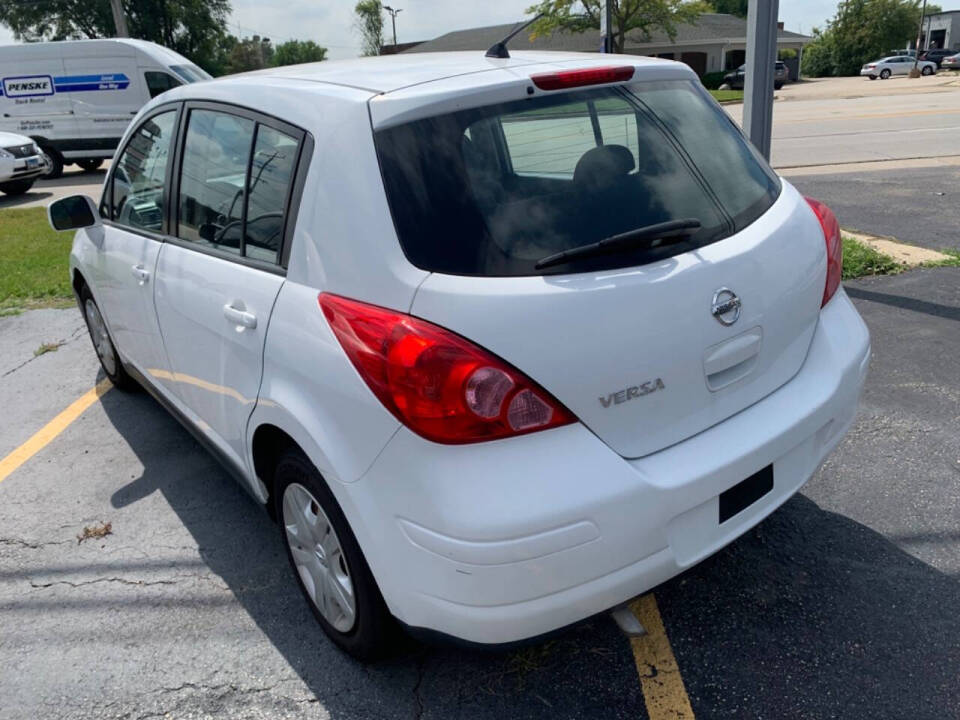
[921, 65, 934, 76]
[78, 285, 137, 390]
[880, 69, 891, 79]
[0, 179, 35, 196]
[774, 82, 783, 90]
[76, 158, 104, 172]
[40, 147, 64, 179]
[868, 75, 877, 80]
[274, 448, 395, 661]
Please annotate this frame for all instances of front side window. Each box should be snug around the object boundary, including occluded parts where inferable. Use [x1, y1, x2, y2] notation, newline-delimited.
[111, 110, 176, 232]
[375, 80, 779, 277]
[144, 71, 182, 99]
[176, 108, 299, 264]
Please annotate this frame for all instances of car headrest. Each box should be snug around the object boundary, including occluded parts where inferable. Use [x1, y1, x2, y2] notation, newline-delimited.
[573, 145, 636, 189]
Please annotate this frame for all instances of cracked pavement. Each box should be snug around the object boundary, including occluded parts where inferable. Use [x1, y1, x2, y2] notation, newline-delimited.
[1, 268, 959, 718]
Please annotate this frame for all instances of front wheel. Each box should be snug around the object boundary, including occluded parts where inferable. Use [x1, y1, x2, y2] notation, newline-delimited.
[79, 285, 137, 390]
[880, 69, 891, 79]
[0, 179, 35, 196]
[40, 147, 64, 179]
[275, 448, 394, 661]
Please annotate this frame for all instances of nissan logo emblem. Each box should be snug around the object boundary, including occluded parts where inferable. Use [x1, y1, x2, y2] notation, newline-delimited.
[711, 288, 741, 326]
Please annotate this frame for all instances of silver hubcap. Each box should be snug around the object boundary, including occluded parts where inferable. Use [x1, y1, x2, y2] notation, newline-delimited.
[84, 299, 116, 376]
[282, 483, 356, 632]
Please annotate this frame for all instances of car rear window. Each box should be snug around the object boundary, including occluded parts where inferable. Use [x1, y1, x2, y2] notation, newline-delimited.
[374, 79, 780, 277]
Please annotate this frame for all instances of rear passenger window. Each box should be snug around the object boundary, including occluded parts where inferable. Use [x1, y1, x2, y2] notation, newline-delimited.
[144, 71, 182, 99]
[111, 110, 176, 232]
[176, 107, 299, 265]
[177, 109, 254, 255]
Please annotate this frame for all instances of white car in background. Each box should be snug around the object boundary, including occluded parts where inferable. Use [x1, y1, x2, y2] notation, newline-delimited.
[0, 130, 47, 196]
[861, 55, 936, 79]
[47, 52, 870, 660]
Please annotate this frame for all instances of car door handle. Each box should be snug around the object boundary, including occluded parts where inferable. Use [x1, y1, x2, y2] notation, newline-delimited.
[223, 304, 257, 329]
[131, 264, 150, 284]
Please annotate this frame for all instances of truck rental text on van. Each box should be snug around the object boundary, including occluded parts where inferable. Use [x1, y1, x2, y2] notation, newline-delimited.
[0, 39, 209, 177]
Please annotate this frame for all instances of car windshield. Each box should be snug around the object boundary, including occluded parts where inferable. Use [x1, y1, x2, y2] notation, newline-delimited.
[374, 79, 780, 277]
[170, 64, 212, 83]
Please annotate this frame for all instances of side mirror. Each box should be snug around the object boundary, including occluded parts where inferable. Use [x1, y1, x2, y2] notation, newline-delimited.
[48, 195, 101, 232]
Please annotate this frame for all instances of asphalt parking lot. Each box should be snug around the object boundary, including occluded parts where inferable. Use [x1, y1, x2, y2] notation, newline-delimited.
[1, 265, 958, 719]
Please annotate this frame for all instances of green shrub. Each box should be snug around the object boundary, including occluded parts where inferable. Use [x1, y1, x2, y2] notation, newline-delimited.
[700, 71, 727, 89]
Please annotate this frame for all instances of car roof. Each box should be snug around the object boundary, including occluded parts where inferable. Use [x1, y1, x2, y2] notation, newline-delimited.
[226, 51, 681, 95]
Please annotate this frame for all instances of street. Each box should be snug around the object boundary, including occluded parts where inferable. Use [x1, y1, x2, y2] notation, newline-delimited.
[1, 74, 959, 718]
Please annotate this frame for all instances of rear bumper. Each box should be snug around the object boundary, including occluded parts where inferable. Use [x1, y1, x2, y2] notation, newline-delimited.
[344, 288, 870, 644]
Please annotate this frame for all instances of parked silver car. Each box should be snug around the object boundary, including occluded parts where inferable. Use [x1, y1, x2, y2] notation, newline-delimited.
[860, 55, 936, 79]
[942, 52, 960, 69]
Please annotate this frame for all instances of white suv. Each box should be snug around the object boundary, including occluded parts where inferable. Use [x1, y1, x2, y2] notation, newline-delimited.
[48, 52, 870, 660]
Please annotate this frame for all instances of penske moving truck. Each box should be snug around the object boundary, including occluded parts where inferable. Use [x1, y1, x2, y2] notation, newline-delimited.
[0, 39, 210, 177]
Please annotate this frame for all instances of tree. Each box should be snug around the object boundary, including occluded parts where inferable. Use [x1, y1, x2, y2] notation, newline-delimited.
[709, 0, 747, 17]
[526, 0, 711, 54]
[226, 35, 273, 74]
[801, 0, 942, 77]
[0, 0, 232, 74]
[354, 0, 383, 57]
[273, 39, 327, 66]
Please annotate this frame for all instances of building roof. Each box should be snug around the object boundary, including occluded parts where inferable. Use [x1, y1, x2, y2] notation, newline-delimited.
[406, 13, 812, 54]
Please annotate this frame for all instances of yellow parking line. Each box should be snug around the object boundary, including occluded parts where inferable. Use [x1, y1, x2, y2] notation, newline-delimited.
[629, 594, 695, 719]
[0, 378, 112, 485]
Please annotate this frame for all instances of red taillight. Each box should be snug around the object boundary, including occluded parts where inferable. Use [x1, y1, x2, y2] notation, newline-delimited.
[318, 293, 576, 444]
[805, 197, 843, 307]
[531, 65, 635, 91]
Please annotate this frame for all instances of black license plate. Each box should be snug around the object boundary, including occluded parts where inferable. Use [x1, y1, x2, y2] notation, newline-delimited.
[26, 158, 39, 168]
[719, 465, 774, 523]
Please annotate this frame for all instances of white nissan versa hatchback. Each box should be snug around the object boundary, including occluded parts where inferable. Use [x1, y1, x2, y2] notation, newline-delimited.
[48, 52, 870, 660]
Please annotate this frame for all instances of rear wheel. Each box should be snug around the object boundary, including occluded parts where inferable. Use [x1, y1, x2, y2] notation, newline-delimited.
[921, 65, 934, 76]
[76, 158, 104, 172]
[275, 448, 394, 661]
[880, 69, 891, 79]
[868, 75, 877, 80]
[774, 82, 783, 90]
[0, 179, 35, 196]
[79, 285, 136, 390]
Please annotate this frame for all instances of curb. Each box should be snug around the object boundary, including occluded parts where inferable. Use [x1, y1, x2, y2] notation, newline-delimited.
[842, 229, 952, 266]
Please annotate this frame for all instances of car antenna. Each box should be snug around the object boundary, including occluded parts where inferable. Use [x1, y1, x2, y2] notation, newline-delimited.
[485, 14, 543, 59]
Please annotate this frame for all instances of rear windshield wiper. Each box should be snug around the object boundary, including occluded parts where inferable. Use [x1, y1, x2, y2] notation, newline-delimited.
[534, 218, 702, 270]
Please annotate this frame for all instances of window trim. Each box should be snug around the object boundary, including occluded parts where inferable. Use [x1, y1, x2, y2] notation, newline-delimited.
[168, 99, 311, 274]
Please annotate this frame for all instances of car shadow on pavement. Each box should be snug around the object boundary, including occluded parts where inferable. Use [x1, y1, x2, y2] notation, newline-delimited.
[99, 388, 959, 718]
[0, 191, 53, 209]
[846, 286, 960, 322]
[100, 388, 647, 719]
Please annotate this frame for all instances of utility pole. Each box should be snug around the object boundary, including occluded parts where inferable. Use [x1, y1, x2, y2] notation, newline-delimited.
[383, 5, 402, 48]
[110, 0, 129, 37]
[743, 0, 779, 161]
[911, 0, 928, 77]
[600, 0, 613, 53]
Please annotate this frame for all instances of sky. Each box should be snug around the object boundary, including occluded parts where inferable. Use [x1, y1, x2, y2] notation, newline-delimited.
[0, 1, 906, 58]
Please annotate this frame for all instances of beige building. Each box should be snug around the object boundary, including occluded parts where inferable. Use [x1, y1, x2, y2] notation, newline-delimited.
[405, 13, 812, 77]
